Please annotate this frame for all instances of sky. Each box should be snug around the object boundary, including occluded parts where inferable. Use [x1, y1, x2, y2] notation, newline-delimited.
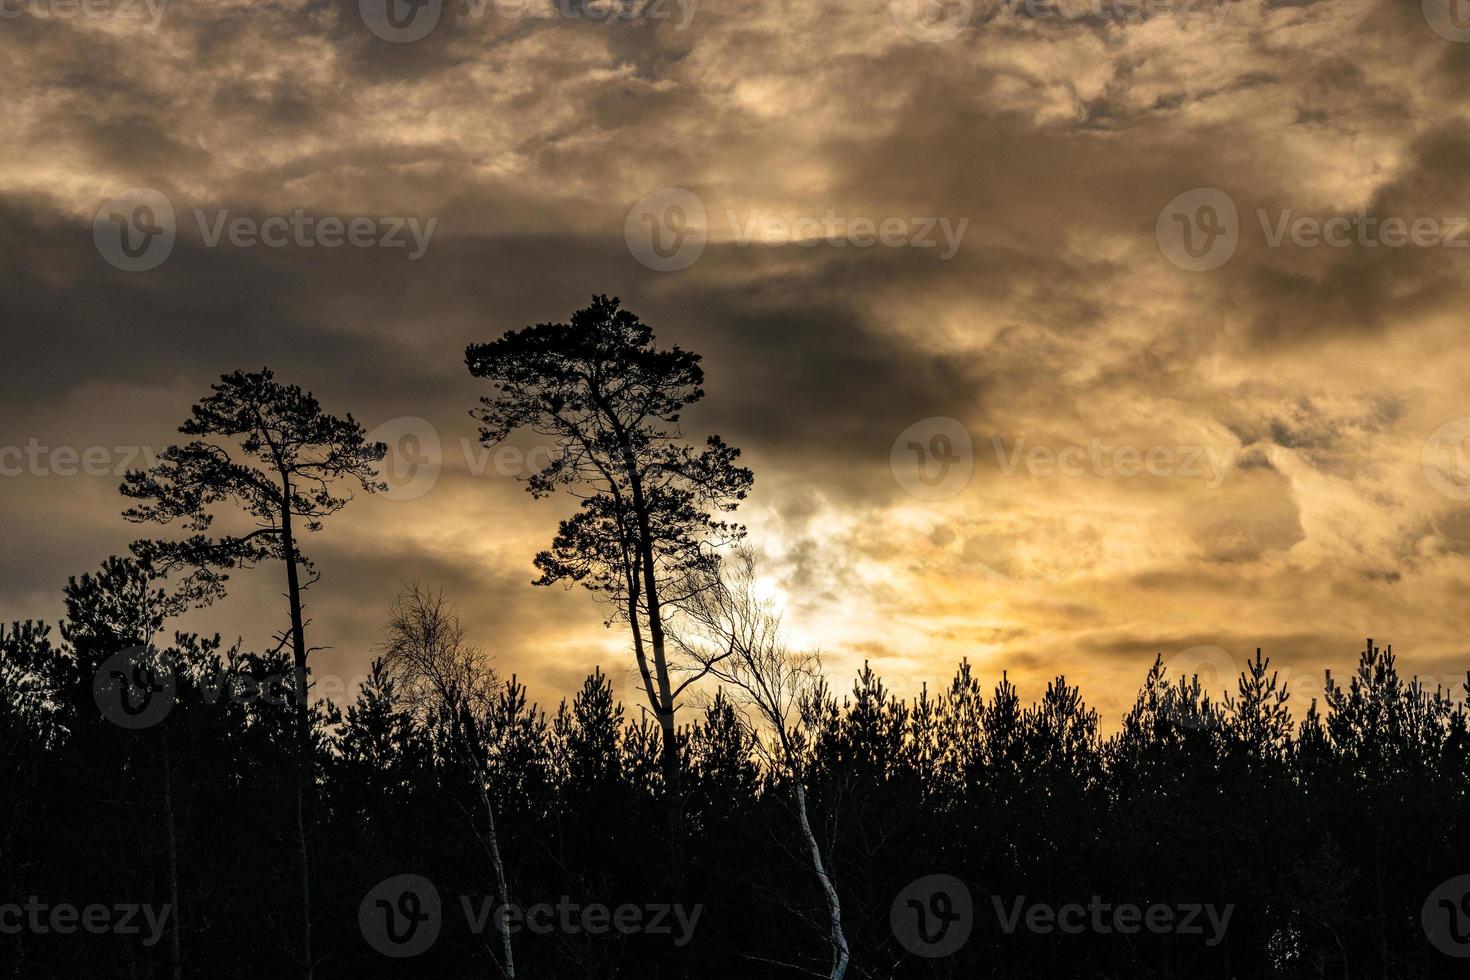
[5, 0, 1470, 725]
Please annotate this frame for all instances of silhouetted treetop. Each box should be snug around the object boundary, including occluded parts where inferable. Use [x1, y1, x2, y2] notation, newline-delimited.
[466, 295, 703, 455]
[119, 367, 386, 602]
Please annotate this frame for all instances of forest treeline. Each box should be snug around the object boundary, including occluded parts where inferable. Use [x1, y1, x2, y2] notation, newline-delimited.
[3, 297, 1469, 978]
[4, 608, 1469, 977]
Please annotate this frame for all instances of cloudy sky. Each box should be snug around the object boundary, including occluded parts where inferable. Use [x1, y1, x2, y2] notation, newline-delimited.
[5, 0, 1470, 724]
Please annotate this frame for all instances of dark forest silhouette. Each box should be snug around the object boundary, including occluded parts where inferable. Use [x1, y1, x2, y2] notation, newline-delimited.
[2, 300, 1469, 979]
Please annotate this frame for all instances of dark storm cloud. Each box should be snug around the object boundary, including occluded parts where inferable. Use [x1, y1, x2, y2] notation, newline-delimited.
[660, 280, 989, 496]
[0, 197, 407, 398]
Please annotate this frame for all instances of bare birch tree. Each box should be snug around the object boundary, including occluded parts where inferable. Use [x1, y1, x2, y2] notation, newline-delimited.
[377, 583, 517, 979]
[673, 548, 849, 980]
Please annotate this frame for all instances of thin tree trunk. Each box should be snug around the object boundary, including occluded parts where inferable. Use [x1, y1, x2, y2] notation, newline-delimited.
[628, 484, 684, 840]
[615, 445, 686, 867]
[280, 502, 314, 980]
[793, 778, 848, 980]
[621, 551, 681, 833]
[468, 752, 516, 979]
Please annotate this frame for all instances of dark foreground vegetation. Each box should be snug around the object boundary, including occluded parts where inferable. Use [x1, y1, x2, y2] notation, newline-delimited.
[3, 607, 1468, 978]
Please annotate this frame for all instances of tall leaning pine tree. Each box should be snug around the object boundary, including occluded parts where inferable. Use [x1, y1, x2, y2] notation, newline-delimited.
[120, 368, 385, 980]
[466, 295, 753, 836]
